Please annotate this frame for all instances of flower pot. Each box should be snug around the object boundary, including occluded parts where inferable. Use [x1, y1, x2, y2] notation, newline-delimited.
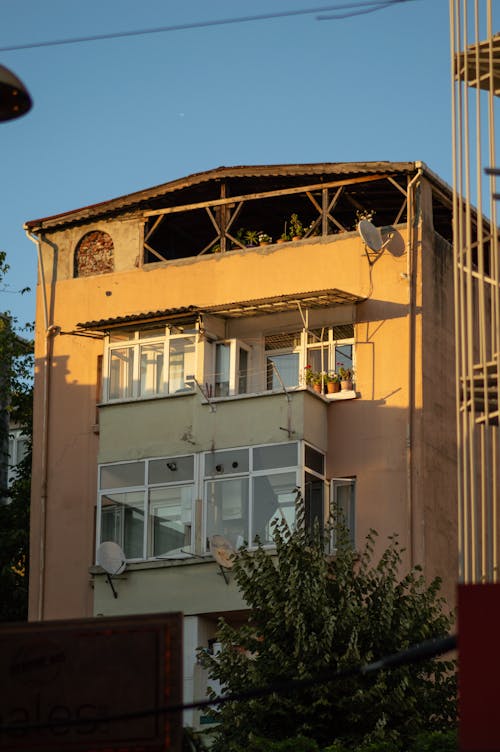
[327, 381, 340, 394]
[313, 383, 322, 394]
[259, 241, 270, 246]
[276, 238, 287, 244]
[292, 235, 302, 242]
[341, 379, 353, 391]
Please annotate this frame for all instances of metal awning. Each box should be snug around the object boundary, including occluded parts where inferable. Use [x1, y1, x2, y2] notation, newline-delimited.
[77, 289, 362, 331]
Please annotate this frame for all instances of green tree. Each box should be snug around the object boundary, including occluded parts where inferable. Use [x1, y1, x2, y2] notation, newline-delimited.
[199, 506, 456, 751]
[0, 249, 33, 621]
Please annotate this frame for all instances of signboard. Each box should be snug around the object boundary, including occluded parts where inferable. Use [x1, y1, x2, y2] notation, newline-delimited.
[0, 612, 182, 752]
[459, 584, 500, 752]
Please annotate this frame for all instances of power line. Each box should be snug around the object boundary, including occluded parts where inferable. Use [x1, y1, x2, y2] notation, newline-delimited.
[0, 0, 419, 53]
[0, 633, 455, 734]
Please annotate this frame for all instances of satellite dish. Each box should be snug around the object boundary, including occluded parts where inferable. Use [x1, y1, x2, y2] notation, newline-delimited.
[97, 541, 126, 575]
[97, 542, 126, 599]
[210, 535, 236, 569]
[357, 219, 383, 252]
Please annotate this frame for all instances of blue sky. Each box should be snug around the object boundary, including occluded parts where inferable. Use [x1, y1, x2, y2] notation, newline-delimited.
[0, 0, 462, 328]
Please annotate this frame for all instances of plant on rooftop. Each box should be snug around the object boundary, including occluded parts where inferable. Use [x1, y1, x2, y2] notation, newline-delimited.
[198, 500, 456, 752]
[289, 213, 304, 240]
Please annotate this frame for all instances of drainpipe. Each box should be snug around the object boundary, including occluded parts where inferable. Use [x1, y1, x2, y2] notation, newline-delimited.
[26, 229, 56, 621]
[406, 165, 423, 568]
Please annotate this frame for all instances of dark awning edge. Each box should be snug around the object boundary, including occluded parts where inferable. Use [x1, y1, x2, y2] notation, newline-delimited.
[76, 290, 364, 331]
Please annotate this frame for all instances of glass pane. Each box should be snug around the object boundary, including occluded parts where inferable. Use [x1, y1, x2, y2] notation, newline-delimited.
[140, 343, 164, 396]
[100, 491, 144, 559]
[305, 445, 324, 475]
[205, 448, 249, 477]
[305, 471, 324, 536]
[253, 442, 297, 471]
[139, 328, 165, 339]
[335, 343, 353, 372]
[307, 345, 329, 373]
[238, 348, 248, 394]
[149, 486, 193, 556]
[266, 353, 299, 389]
[215, 343, 230, 397]
[169, 337, 195, 393]
[205, 478, 249, 549]
[149, 455, 194, 484]
[109, 347, 134, 399]
[110, 331, 134, 343]
[252, 472, 297, 544]
[333, 480, 355, 546]
[100, 462, 145, 489]
[333, 324, 354, 340]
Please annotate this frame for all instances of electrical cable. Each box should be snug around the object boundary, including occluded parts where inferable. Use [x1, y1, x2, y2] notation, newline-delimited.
[0, 0, 419, 53]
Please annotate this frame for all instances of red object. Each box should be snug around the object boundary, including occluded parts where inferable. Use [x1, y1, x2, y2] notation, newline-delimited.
[459, 584, 500, 751]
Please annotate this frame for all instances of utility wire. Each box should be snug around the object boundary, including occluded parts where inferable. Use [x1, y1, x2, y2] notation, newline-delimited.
[0, 633, 456, 734]
[0, 0, 419, 53]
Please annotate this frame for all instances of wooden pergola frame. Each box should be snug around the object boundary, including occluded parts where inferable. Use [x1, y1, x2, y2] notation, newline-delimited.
[142, 173, 409, 262]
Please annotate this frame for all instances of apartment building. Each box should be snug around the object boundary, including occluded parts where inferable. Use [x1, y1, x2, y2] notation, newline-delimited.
[26, 161, 458, 723]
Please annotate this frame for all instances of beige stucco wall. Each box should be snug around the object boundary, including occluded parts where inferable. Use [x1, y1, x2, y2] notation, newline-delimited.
[29, 184, 457, 624]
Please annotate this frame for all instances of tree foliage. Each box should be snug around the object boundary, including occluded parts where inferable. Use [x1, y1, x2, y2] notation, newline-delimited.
[0, 249, 33, 621]
[199, 506, 456, 751]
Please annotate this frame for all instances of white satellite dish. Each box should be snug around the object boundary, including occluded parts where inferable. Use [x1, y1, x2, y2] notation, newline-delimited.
[357, 219, 383, 252]
[97, 541, 126, 575]
[96, 541, 126, 598]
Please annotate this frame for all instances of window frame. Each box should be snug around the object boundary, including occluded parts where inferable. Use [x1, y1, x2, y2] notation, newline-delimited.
[330, 477, 356, 548]
[103, 326, 198, 402]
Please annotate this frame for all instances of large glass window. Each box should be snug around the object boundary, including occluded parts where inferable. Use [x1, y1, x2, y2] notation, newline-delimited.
[204, 443, 301, 550]
[97, 443, 326, 562]
[98, 455, 195, 560]
[104, 326, 197, 401]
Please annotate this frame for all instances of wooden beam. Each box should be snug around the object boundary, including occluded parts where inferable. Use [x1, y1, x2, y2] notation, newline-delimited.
[143, 174, 390, 218]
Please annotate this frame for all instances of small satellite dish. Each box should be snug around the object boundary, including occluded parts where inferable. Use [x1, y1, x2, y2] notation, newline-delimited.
[97, 541, 126, 575]
[210, 535, 236, 569]
[96, 541, 126, 598]
[357, 219, 383, 253]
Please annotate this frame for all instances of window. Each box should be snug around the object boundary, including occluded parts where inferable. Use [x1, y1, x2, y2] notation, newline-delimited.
[104, 326, 197, 401]
[307, 324, 354, 378]
[97, 442, 327, 562]
[204, 442, 299, 549]
[214, 340, 250, 397]
[7, 429, 29, 486]
[97, 456, 195, 559]
[265, 332, 301, 390]
[331, 478, 356, 547]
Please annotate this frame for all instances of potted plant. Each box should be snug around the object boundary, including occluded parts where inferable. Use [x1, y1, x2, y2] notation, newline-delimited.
[326, 372, 340, 394]
[276, 222, 289, 244]
[244, 229, 259, 247]
[258, 231, 272, 246]
[312, 372, 324, 393]
[304, 365, 314, 387]
[290, 213, 304, 241]
[338, 366, 354, 391]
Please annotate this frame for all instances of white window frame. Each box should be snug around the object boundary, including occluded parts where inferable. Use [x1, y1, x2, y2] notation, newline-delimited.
[330, 477, 356, 548]
[7, 429, 28, 486]
[202, 442, 302, 552]
[97, 455, 197, 561]
[213, 339, 251, 397]
[103, 325, 198, 402]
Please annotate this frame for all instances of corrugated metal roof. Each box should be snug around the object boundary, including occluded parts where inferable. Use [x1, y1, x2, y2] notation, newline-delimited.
[25, 161, 418, 231]
[77, 289, 363, 330]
